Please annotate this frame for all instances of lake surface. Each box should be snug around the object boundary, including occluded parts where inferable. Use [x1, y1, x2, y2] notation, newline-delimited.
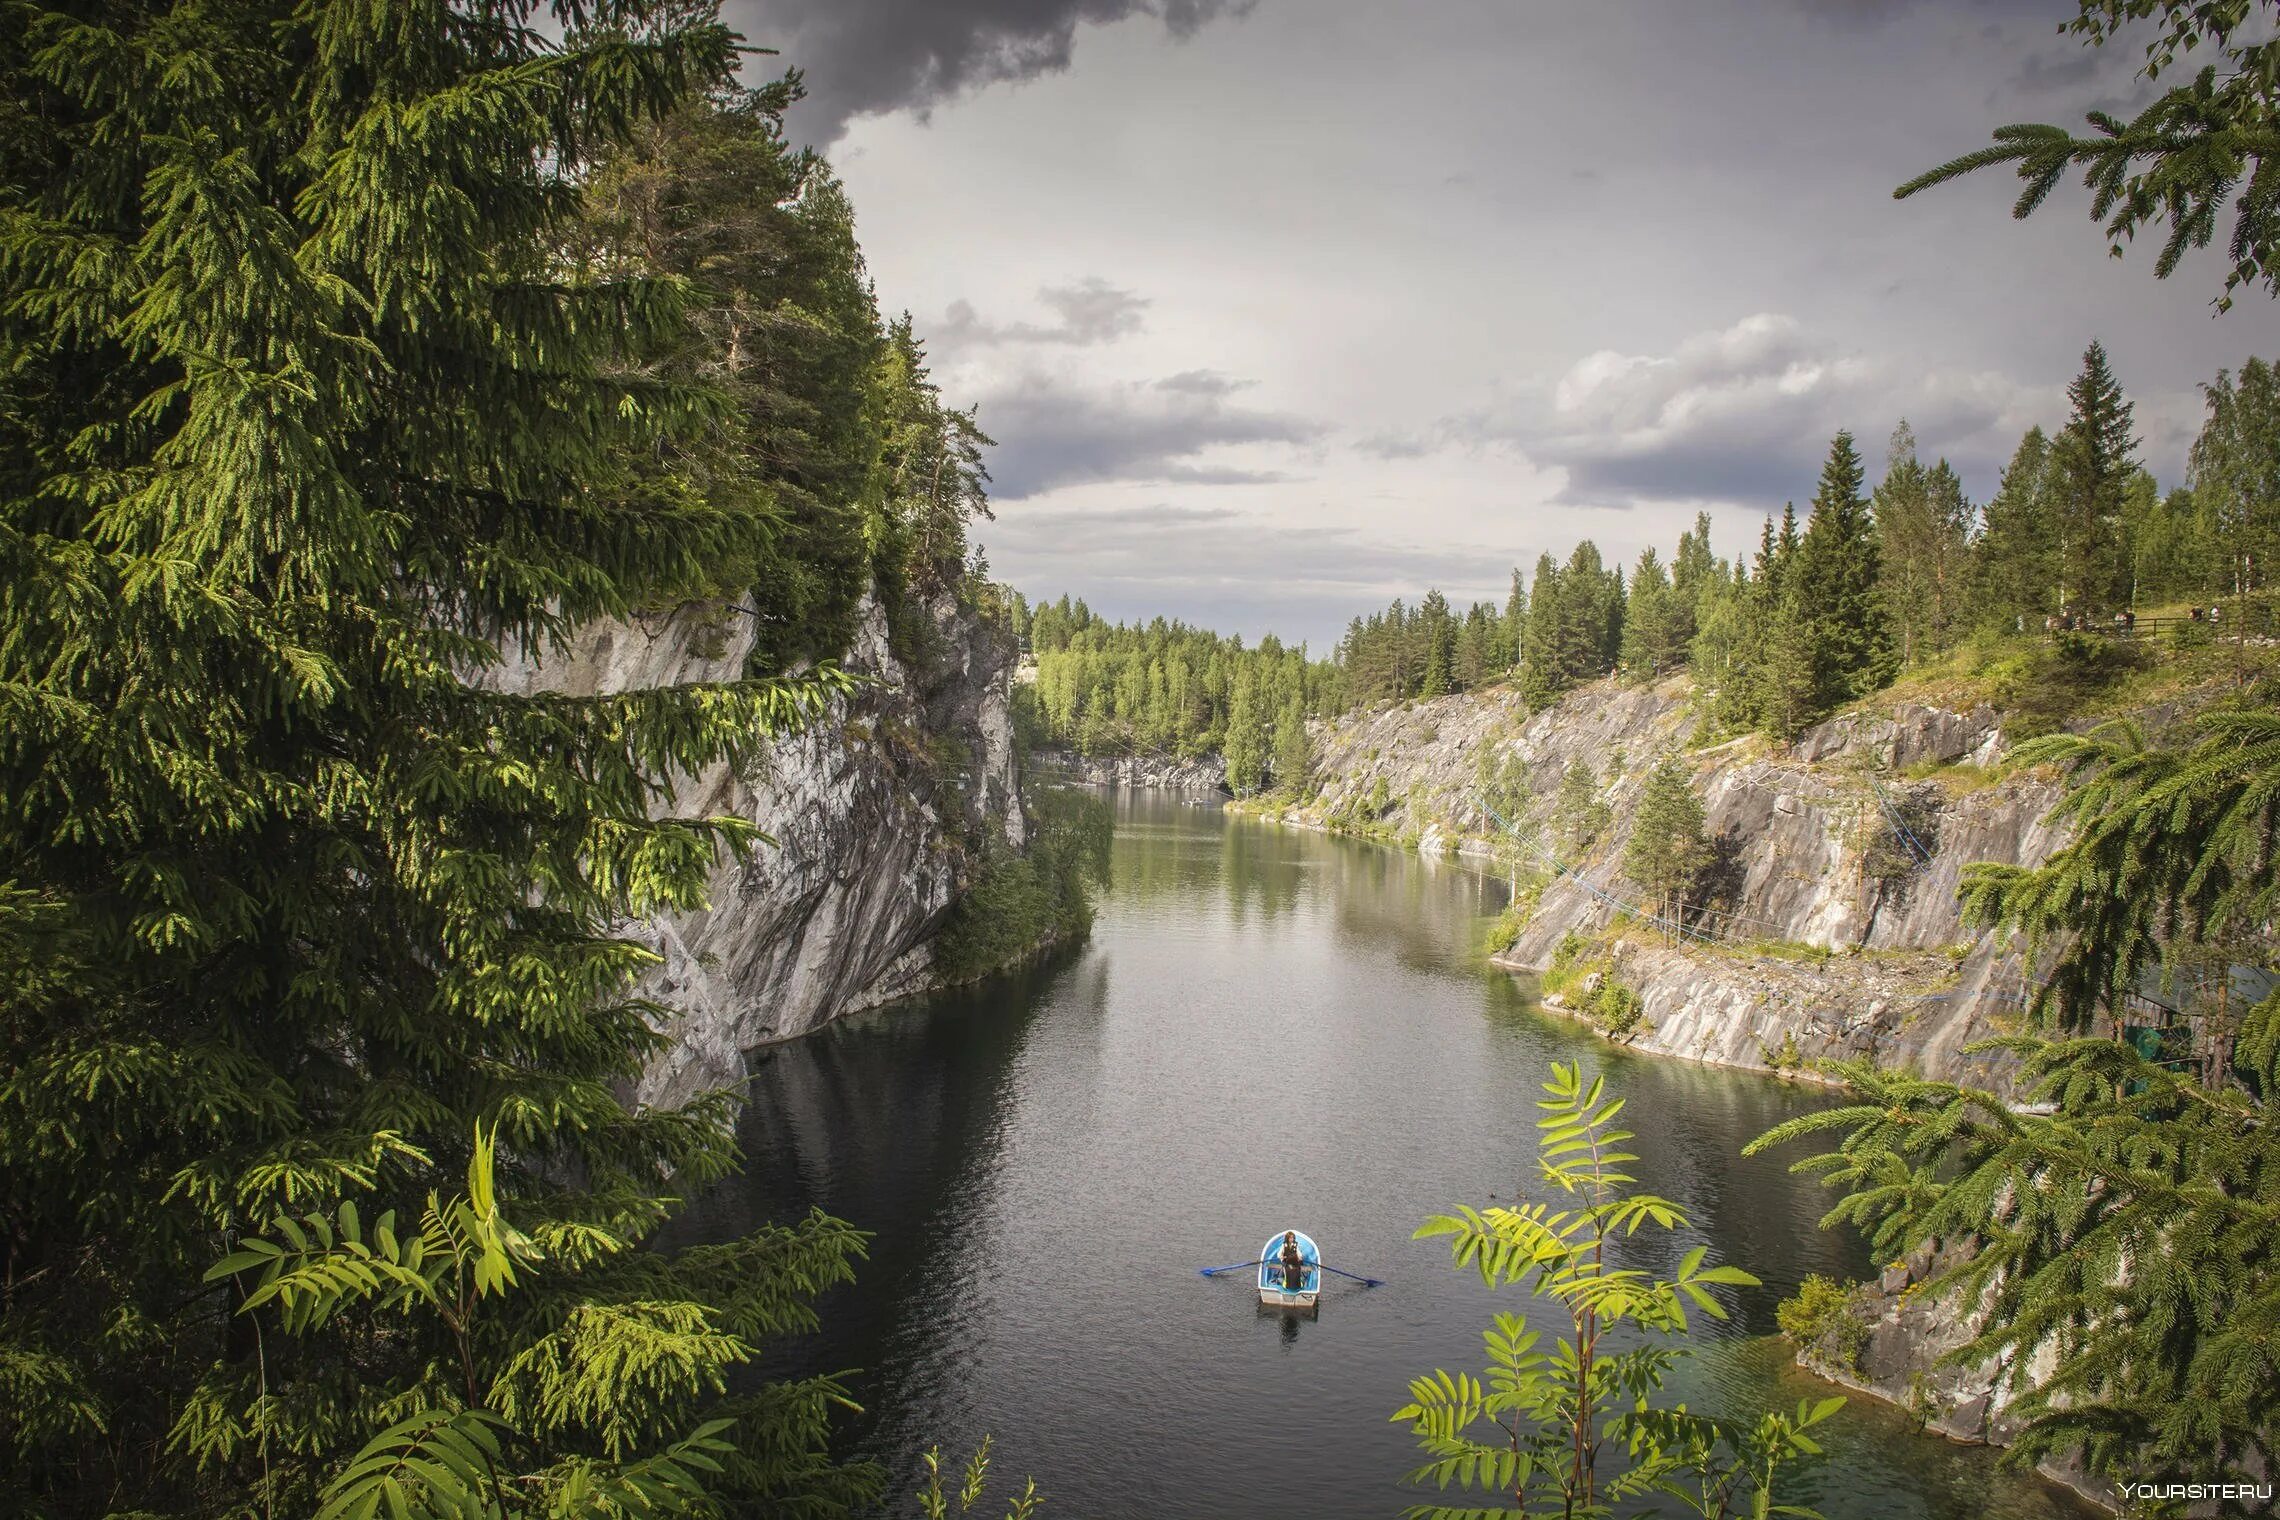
[680, 792, 2091, 1518]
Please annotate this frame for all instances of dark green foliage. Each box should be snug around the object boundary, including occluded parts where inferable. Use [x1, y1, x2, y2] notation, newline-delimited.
[1749, 1042, 2280, 1500]
[0, 5, 916, 1514]
[1895, 1, 2280, 312]
[1341, 588, 1517, 706]
[1519, 541, 1626, 707]
[1973, 427, 2060, 631]
[578, 80, 879, 668]
[2191, 356, 2280, 603]
[2050, 341, 2139, 614]
[1875, 422, 1975, 666]
[933, 786, 1112, 984]
[1790, 431, 1896, 714]
[1961, 710, 2280, 1051]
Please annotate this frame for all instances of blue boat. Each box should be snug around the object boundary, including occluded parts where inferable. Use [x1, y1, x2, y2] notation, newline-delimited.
[1258, 1229, 1321, 1309]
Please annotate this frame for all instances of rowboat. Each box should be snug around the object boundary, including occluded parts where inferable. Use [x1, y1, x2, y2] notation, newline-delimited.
[1257, 1229, 1321, 1310]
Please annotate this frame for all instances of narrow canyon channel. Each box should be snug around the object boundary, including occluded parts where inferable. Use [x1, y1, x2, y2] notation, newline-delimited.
[678, 791, 2096, 1519]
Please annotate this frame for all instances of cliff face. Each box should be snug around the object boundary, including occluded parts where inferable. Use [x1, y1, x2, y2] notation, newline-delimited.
[484, 591, 1025, 1108]
[1259, 677, 2068, 1087]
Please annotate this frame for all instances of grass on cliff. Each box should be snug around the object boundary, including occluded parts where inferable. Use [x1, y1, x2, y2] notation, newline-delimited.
[1877, 622, 2280, 742]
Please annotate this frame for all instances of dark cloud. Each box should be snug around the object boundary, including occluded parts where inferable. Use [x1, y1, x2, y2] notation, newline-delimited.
[976, 370, 1319, 498]
[731, 0, 1257, 142]
[1384, 314, 2066, 511]
[936, 279, 1150, 350]
[987, 501, 1513, 645]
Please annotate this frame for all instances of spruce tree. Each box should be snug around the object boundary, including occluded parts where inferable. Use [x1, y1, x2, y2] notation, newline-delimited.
[1272, 698, 1315, 797]
[1519, 553, 1564, 710]
[1876, 422, 1974, 667]
[1619, 547, 1676, 682]
[0, 6, 874, 1515]
[2051, 340, 2138, 613]
[1622, 756, 1713, 934]
[1500, 567, 1528, 671]
[1787, 431, 1895, 721]
[1974, 426, 2059, 631]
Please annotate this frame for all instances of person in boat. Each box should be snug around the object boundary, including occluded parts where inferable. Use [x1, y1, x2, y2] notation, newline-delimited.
[1276, 1231, 1308, 1292]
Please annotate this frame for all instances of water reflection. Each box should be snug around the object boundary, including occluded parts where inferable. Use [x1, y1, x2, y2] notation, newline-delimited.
[675, 791, 2095, 1520]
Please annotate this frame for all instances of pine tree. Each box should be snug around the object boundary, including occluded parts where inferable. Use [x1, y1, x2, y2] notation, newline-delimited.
[0, 7, 878, 1515]
[1876, 422, 1974, 667]
[1619, 548, 1676, 682]
[1622, 757, 1713, 935]
[2051, 340, 2138, 614]
[2190, 357, 2280, 604]
[1500, 567, 1528, 671]
[1974, 426, 2059, 631]
[1419, 589, 1457, 698]
[1272, 699, 1315, 797]
[1787, 431, 1895, 722]
[1520, 554, 1564, 710]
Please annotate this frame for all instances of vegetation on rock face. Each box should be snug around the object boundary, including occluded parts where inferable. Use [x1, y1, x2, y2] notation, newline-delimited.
[1397, 1063, 1840, 1520]
[1621, 757, 1714, 936]
[934, 786, 1114, 984]
[1776, 1275, 1871, 1376]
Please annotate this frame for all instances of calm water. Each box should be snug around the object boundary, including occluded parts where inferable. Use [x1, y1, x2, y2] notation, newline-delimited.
[680, 792, 2090, 1518]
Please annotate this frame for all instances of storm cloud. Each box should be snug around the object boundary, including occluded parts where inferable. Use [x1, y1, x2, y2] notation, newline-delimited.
[976, 369, 1319, 499]
[725, 0, 1257, 142]
[791, 0, 2268, 644]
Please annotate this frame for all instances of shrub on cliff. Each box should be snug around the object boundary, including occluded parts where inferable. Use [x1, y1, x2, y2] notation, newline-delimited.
[1778, 1275, 1871, 1374]
[935, 786, 1113, 983]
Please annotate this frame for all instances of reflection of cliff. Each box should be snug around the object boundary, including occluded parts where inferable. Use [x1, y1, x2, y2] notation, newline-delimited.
[1250, 677, 2065, 1087]
[665, 957, 1075, 1389]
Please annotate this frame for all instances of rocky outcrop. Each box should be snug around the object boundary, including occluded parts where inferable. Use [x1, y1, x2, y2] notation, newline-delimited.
[1796, 1245, 2116, 1511]
[1261, 676, 2067, 1088]
[1028, 748, 1228, 794]
[483, 591, 1025, 1108]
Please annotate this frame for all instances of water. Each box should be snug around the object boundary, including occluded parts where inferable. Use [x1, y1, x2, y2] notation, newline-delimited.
[679, 793, 2093, 1518]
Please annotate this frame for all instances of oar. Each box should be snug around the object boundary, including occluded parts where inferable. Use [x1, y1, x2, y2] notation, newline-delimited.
[1197, 1259, 1264, 1277]
[1317, 1263, 1385, 1287]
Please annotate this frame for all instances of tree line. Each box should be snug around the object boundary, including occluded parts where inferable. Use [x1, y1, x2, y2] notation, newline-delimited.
[1016, 596, 1337, 793]
[1293, 340, 2280, 746]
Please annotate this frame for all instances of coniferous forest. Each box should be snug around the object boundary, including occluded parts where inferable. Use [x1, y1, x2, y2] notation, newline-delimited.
[9, 2, 2280, 1519]
[1028, 340, 2280, 762]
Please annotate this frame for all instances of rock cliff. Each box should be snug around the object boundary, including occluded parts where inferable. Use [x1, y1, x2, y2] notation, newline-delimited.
[1250, 676, 2069, 1088]
[484, 591, 1025, 1108]
[1027, 748, 1228, 794]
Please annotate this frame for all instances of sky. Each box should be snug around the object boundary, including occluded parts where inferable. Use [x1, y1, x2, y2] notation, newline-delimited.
[724, 0, 2280, 648]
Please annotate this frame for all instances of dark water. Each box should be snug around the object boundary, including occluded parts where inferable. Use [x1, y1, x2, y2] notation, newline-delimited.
[681, 793, 2091, 1519]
